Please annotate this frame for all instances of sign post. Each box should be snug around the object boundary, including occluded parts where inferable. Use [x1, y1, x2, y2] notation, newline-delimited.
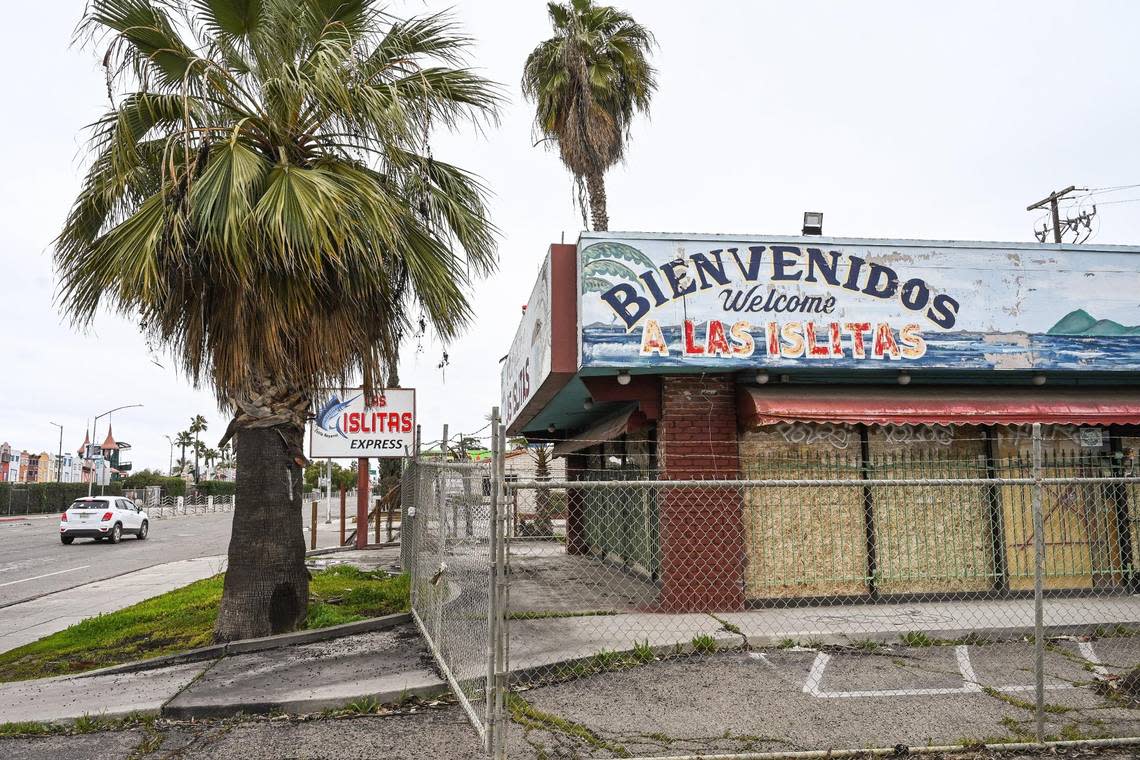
[356, 457, 369, 549]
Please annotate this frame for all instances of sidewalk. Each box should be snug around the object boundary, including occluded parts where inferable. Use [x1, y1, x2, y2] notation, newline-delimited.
[0, 624, 443, 725]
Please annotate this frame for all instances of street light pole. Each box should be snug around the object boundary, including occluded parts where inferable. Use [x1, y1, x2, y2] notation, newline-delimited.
[87, 404, 143, 496]
[164, 435, 174, 476]
[49, 422, 63, 482]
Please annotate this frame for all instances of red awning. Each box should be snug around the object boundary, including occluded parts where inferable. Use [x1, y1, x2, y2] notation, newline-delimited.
[738, 386, 1140, 428]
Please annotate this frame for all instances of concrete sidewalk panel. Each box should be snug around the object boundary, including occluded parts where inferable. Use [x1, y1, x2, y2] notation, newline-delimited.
[0, 662, 207, 724]
[507, 613, 725, 672]
[163, 628, 444, 718]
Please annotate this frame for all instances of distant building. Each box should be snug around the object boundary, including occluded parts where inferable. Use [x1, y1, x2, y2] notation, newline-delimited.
[0, 443, 12, 482]
[99, 426, 132, 482]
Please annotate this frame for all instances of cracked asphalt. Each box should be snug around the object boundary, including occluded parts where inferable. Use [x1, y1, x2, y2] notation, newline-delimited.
[2, 638, 1139, 758]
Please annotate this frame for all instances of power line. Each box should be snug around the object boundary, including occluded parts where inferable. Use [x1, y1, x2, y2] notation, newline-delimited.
[1027, 186, 1083, 243]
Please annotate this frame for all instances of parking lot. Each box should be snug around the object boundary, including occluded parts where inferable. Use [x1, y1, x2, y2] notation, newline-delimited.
[504, 636, 1140, 756]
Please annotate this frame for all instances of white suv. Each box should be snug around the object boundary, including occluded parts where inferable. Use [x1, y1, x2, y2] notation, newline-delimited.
[60, 496, 149, 545]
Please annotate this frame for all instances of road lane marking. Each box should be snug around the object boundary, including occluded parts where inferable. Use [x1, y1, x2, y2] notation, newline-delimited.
[0, 566, 90, 588]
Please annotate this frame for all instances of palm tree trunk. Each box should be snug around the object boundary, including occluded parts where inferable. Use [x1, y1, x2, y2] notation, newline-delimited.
[214, 418, 309, 642]
[586, 171, 609, 231]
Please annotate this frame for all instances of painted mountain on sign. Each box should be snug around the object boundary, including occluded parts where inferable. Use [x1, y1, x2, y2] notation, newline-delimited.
[1047, 309, 1140, 336]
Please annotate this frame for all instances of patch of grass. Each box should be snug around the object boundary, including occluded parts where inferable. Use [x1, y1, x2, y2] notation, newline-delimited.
[709, 614, 743, 637]
[508, 693, 629, 757]
[0, 721, 55, 737]
[900, 631, 935, 648]
[850, 639, 882, 653]
[0, 712, 154, 738]
[631, 640, 655, 663]
[981, 686, 1070, 714]
[691, 634, 718, 654]
[506, 610, 618, 621]
[0, 569, 410, 683]
[593, 649, 624, 669]
[777, 638, 797, 649]
[340, 695, 382, 715]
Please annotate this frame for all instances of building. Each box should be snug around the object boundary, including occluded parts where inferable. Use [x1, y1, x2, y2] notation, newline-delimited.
[0, 443, 12, 482]
[502, 232, 1140, 612]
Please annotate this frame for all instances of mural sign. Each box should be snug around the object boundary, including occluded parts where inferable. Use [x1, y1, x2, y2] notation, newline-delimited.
[502, 252, 554, 430]
[578, 233, 1140, 372]
[310, 388, 415, 458]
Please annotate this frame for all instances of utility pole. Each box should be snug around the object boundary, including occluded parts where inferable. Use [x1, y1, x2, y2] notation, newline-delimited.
[49, 422, 63, 482]
[1027, 186, 1083, 243]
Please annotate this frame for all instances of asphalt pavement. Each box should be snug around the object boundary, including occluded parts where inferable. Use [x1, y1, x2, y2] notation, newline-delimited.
[0, 511, 236, 608]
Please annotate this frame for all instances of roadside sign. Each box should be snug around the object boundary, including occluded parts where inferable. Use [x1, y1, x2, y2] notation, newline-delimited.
[310, 388, 415, 459]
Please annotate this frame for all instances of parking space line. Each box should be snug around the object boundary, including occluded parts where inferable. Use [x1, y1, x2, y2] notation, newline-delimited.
[798, 645, 1079, 699]
[1078, 641, 1109, 676]
[955, 645, 984, 692]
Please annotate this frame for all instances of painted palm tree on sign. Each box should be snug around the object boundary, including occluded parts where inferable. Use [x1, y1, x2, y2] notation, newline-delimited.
[523, 0, 657, 231]
[57, 0, 499, 642]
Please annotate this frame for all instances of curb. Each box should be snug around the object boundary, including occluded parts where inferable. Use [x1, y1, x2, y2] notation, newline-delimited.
[161, 670, 447, 720]
[305, 542, 400, 557]
[78, 612, 412, 679]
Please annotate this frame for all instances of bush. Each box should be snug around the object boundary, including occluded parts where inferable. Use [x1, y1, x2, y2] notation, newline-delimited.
[194, 480, 236, 497]
[0, 482, 124, 515]
[121, 471, 186, 496]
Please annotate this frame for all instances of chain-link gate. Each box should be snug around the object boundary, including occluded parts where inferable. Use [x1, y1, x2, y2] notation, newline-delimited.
[411, 418, 1140, 758]
[406, 452, 497, 747]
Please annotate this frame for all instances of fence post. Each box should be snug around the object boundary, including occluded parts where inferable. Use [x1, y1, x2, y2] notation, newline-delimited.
[485, 408, 501, 751]
[207, 495, 214, 513]
[374, 497, 382, 544]
[176, 495, 184, 515]
[492, 413, 508, 760]
[311, 500, 318, 550]
[339, 487, 346, 545]
[1031, 422, 1046, 742]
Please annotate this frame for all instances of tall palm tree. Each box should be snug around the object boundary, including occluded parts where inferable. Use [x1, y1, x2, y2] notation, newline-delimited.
[174, 431, 193, 474]
[58, 0, 499, 642]
[189, 415, 208, 483]
[203, 447, 220, 479]
[523, 0, 657, 231]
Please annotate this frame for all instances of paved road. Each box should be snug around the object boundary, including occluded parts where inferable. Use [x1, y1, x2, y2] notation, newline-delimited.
[0, 511, 237, 608]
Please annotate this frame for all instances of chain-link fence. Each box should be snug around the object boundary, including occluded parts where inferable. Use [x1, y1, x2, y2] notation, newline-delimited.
[408, 419, 1140, 757]
[407, 457, 496, 745]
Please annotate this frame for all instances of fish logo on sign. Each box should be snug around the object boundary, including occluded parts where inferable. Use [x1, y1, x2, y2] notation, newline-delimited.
[315, 394, 360, 439]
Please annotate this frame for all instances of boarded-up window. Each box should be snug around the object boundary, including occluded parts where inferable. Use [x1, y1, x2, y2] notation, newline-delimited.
[740, 425, 868, 598]
[866, 426, 993, 595]
[994, 426, 1121, 591]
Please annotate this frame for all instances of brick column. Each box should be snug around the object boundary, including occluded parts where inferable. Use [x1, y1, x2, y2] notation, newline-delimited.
[656, 375, 745, 612]
[564, 452, 587, 555]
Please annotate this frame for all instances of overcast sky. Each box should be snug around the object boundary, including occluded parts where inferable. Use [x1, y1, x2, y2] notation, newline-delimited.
[2, 1, 1139, 471]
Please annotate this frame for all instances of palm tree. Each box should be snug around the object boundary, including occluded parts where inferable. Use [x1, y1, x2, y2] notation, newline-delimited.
[58, 0, 499, 642]
[203, 448, 220, 480]
[523, 0, 657, 231]
[174, 457, 190, 477]
[189, 415, 208, 484]
[218, 444, 235, 478]
[174, 431, 193, 475]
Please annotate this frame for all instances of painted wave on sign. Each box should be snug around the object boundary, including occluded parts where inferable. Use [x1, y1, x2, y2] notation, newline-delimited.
[581, 324, 1140, 371]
